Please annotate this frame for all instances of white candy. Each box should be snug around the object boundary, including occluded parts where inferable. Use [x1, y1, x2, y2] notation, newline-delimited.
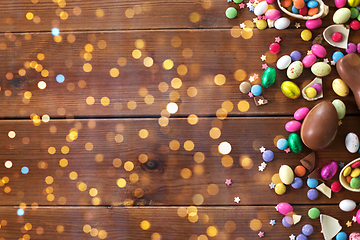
[274, 17, 290, 30]
[276, 55, 292, 70]
[339, 199, 356, 212]
[345, 132, 359, 153]
[254, 1, 268, 16]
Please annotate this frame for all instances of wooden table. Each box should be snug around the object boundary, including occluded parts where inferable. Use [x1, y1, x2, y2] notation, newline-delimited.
[0, 1, 359, 239]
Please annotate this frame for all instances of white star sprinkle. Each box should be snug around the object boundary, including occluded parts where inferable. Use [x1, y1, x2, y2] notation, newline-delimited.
[289, 234, 296, 240]
[331, 60, 336, 65]
[270, 219, 276, 226]
[269, 182, 275, 189]
[246, 2, 253, 8]
[234, 197, 241, 203]
[258, 162, 267, 171]
[240, 23, 246, 29]
[249, 76, 255, 82]
[323, 58, 329, 63]
[353, 216, 357, 222]
[259, 146, 266, 153]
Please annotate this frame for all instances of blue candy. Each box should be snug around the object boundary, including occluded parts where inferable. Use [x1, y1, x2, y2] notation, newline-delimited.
[291, 177, 303, 189]
[302, 224, 314, 236]
[262, 150, 274, 162]
[307, 189, 318, 200]
[332, 51, 344, 63]
[307, 0, 318, 8]
[292, 5, 300, 14]
[336, 231, 347, 240]
[296, 234, 308, 240]
[277, 138, 288, 150]
[290, 51, 301, 61]
[307, 178, 318, 188]
[282, 216, 293, 227]
[251, 85, 262, 96]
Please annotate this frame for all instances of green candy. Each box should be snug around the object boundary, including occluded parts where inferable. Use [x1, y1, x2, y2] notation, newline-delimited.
[308, 208, 320, 219]
[350, 177, 360, 189]
[351, 8, 359, 19]
[288, 133, 303, 153]
[233, 0, 243, 3]
[261, 67, 276, 88]
[225, 7, 237, 19]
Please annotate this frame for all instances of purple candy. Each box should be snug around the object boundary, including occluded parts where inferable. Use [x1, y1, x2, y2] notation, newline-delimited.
[282, 216, 293, 227]
[311, 83, 322, 94]
[358, 43, 360, 53]
[296, 234, 308, 240]
[320, 160, 338, 180]
[290, 51, 301, 61]
[302, 224, 314, 236]
[291, 177, 303, 189]
[307, 189, 318, 200]
[262, 150, 274, 162]
[346, 43, 357, 54]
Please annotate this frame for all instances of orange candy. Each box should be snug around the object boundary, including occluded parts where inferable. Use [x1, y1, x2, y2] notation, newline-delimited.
[346, 175, 352, 184]
[281, 0, 292, 8]
[294, 165, 306, 177]
[308, 7, 319, 16]
[293, 0, 305, 9]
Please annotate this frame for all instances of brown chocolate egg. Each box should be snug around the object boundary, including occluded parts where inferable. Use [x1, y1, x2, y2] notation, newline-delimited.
[300, 101, 338, 150]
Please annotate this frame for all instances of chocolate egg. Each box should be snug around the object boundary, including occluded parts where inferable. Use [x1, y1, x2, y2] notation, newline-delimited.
[320, 160, 338, 180]
[300, 101, 338, 150]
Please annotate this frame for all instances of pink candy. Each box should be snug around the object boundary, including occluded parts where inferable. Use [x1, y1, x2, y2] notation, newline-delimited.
[306, 18, 322, 29]
[350, 232, 360, 240]
[294, 107, 310, 121]
[277, 202, 293, 215]
[351, 161, 360, 168]
[350, 20, 360, 30]
[269, 43, 281, 54]
[311, 44, 327, 58]
[265, 9, 281, 20]
[285, 120, 302, 132]
[302, 54, 317, 68]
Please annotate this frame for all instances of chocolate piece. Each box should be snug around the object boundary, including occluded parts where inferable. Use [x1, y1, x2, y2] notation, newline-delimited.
[300, 152, 316, 172]
[312, 33, 324, 45]
[308, 168, 323, 182]
[336, 53, 360, 109]
[300, 101, 338, 150]
[254, 96, 268, 106]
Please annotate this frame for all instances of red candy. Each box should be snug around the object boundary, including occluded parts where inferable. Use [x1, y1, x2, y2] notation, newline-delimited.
[269, 43, 281, 54]
[331, 181, 342, 192]
[299, 6, 308, 16]
[332, 32, 343, 42]
[351, 161, 360, 168]
[350, 20, 360, 31]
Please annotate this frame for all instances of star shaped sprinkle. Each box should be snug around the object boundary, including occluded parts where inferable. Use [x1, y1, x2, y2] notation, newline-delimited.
[248, 92, 254, 98]
[275, 37, 281, 43]
[246, 2, 253, 7]
[261, 162, 267, 168]
[339, 162, 345, 168]
[253, 18, 258, 23]
[258, 99, 264, 105]
[259, 146, 266, 153]
[262, 15, 267, 20]
[225, 179, 232, 185]
[260, 55, 266, 61]
[284, 148, 290, 153]
[258, 162, 267, 171]
[249, 6, 255, 11]
[227, 0, 232, 2]
[323, 58, 329, 63]
[353, 216, 357, 222]
[234, 197, 241, 203]
[338, 120, 342, 126]
[239, 3, 245, 8]
[249, 76, 255, 82]
[258, 231, 264, 238]
[331, 60, 336, 65]
[270, 219, 276, 226]
[257, 15, 262, 20]
[262, 64, 268, 69]
[295, 22, 301, 28]
[253, 73, 259, 79]
[289, 234, 296, 240]
[307, 50, 313, 55]
[346, 220, 352, 227]
[240, 23, 246, 29]
[269, 182, 275, 189]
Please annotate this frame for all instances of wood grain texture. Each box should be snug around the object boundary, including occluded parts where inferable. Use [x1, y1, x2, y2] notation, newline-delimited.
[0, 29, 359, 118]
[0, 206, 357, 240]
[0, 117, 358, 206]
[0, 1, 351, 32]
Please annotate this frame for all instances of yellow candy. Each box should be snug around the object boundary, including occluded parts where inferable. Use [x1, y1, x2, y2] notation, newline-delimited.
[348, 0, 360, 7]
[281, 81, 301, 99]
[275, 183, 286, 195]
[305, 87, 317, 98]
[301, 30, 312, 41]
[267, 5, 276, 9]
[350, 168, 360, 177]
[343, 166, 352, 177]
[256, 19, 267, 30]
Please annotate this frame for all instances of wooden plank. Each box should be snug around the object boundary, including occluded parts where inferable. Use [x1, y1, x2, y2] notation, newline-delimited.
[0, 29, 359, 118]
[0, 206, 357, 239]
[0, 1, 348, 32]
[0, 117, 359, 206]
